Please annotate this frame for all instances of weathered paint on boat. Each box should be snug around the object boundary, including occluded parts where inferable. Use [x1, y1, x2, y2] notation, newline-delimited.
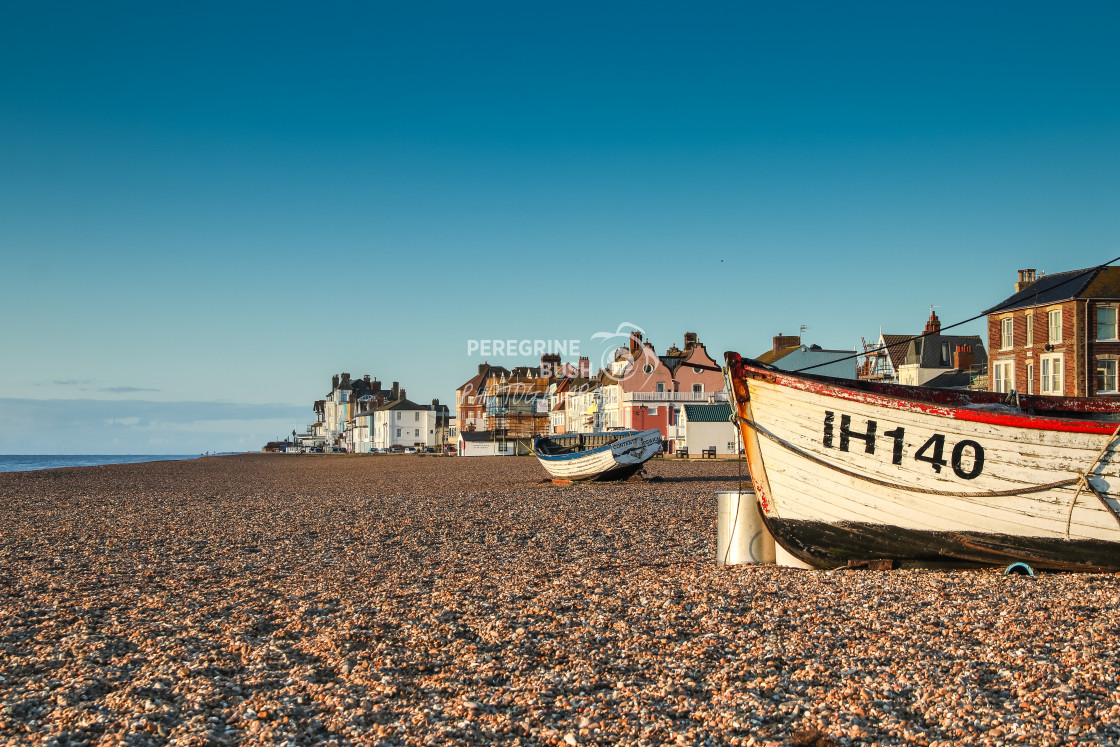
[725, 352, 1120, 571]
[534, 429, 663, 481]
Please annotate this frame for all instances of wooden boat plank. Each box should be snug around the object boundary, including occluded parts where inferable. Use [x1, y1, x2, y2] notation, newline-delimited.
[727, 352, 1120, 569]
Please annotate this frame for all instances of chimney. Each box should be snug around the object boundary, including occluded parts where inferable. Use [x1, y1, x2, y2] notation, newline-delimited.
[1015, 269, 1037, 293]
[391, 381, 400, 400]
[341, 373, 351, 384]
[541, 353, 561, 378]
[953, 345, 975, 371]
[400, 388, 406, 401]
[772, 333, 801, 353]
[924, 310, 941, 335]
[629, 331, 643, 355]
[432, 398, 439, 408]
[478, 363, 488, 375]
[684, 332, 698, 349]
[372, 379, 381, 393]
[364, 375, 370, 384]
[578, 356, 590, 378]
[332, 374, 340, 390]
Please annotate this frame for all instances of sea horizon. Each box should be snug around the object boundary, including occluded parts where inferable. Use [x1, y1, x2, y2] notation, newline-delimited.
[0, 454, 240, 473]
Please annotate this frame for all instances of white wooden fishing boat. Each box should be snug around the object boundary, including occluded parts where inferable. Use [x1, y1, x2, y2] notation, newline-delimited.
[725, 352, 1120, 571]
[533, 429, 663, 481]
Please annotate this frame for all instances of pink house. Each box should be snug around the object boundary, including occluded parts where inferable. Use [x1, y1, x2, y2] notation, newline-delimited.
[601, 331, 728, 451]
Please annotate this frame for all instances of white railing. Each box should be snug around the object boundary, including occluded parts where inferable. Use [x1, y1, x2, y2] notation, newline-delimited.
[623, 391, 729, 403]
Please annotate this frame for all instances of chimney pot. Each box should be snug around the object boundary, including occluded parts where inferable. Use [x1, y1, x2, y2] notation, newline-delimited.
[1015, 268, 1038, 292]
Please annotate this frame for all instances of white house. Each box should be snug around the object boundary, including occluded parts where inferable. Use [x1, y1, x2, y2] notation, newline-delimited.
[373, 398, 438, 451]
[679, 403, 739, 456]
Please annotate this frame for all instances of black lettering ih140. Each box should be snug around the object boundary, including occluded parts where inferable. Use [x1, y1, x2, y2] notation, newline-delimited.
[823, 411, 984, 480]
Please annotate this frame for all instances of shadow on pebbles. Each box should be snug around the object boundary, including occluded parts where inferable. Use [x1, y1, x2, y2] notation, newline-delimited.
[1, 454, 1119, 746]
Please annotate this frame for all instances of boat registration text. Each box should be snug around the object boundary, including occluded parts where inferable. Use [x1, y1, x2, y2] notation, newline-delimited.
[822, 411, 984, 479]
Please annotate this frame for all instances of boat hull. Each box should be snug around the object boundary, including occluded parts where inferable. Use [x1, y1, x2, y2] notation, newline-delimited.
[534, 429, 663, 481]
[725, 352, 1120, 571]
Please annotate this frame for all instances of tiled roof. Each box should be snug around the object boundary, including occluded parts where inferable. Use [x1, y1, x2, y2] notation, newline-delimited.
[757, 345, 798, 364]
[983, 267, 1106, 314]
[460, 430, 506, 442]
[381, 398, 427, 411]
[922, 370, 975, 389]
[910, 335, 988, 369]
[682, 403, 733, 422]
[880, 334, 911, 370]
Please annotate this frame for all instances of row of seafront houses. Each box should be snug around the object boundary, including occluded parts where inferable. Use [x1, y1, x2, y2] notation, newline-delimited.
[280, 266, 1120, 455]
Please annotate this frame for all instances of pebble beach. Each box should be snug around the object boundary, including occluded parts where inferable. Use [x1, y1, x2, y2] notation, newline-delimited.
[2, 454, 1119, 747]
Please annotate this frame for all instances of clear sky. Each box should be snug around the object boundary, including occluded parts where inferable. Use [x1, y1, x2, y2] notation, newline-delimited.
[3, 1, 1119, 453]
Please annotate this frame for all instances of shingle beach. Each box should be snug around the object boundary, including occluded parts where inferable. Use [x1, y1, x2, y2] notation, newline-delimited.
[2, 454, 1119, 746]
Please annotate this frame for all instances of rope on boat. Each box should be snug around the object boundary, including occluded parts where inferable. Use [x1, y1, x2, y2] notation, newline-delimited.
[736, 414, 1084, 498]
[1065, 421, 1120, 536]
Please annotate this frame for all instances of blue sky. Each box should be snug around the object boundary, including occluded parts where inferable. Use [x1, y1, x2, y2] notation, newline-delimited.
[2, 1, 1119, 453]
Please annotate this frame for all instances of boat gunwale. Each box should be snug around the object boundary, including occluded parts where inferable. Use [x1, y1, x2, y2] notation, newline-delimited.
[533, 429, 656, 462]
[727, 352, 1120, 436]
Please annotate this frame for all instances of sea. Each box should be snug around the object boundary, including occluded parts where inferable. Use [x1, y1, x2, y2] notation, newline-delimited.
[0, 454, 209, 473]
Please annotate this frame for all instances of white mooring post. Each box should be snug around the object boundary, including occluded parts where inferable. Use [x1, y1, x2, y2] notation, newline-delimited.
[715, 490, 775, 565]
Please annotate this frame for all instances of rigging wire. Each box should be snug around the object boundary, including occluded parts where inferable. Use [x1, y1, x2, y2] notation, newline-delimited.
[792, 254, 1120, 374]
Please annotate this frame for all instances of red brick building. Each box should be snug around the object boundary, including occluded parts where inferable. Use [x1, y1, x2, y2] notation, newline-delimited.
[985, 267, 1120, 397]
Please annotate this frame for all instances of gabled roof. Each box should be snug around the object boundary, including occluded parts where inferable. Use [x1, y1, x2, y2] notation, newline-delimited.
[983, 266, 1120, 314]
[683, 403, 733, 422]
[457, 363, 512, 394]
[880, 334, 911, 370]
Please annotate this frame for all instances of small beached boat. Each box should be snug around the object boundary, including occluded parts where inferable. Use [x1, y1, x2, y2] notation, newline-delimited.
[533, 429, 663, 481]
[724, 352, 1120, 571]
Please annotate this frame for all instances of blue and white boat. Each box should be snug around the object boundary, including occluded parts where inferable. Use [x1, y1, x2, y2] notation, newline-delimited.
[533, 429, 663, 481]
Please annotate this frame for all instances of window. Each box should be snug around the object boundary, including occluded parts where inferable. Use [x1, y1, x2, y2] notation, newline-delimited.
[692, 384, 703, 394]
[415, 429, 420, 437]
[648, 406, 658, 415]
[396, 412, 402, 421]
[415, 412, 420, 421]
[940, 342, 951, 366]
[693, 366, 704, 374]
[1040, 354, 1063, 395]
[1097, 359, 1118, 393]
[396, 428, 401, 437]
[1098, 306, 1118, 341]
[1000, 317, 1014, 350]
[642, 363, 654, 374]
[1025, 362, 1034, 395]
[656, 382, 665, 394]
[992, 360, 1014, 394]
[1025, 315, 1033, 346]
[1048, 310, 1062, 344]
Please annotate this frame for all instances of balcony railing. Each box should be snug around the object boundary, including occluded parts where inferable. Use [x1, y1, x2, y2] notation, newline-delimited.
[622, 391, 728, 403]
